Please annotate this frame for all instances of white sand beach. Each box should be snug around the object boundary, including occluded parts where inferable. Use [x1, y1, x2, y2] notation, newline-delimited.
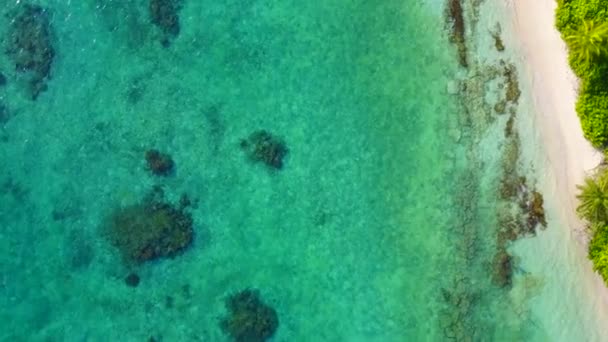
[507, 0, 608, 331]
[509, 0, 600, 231]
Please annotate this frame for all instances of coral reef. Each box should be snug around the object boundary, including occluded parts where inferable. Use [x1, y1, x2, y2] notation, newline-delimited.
[498, 139, 522, 200]
[494, 100, 506, 115]
[492, 211, 517, 289]
[125, 273, 140, 287]
[145, 149, 175, 176]
[149, 0, 181, 46]
[504, 112, 515, 138]
[492, 101, 546, 289]
[526, 190, 547, 230]
[439, 278, 479, 341]
[491, 249, 513, 288]
[220, 289, 279, 342]
[240, 130, 288, 170]
[5, 4, 55, 99]
[502, 62, 521, 105]
[446, 0, 468, 68]
[491, 25, 505, 52]
[497, 178, 547, 240]
[492, 113, 547, 289]
[103, 187, 193, 263]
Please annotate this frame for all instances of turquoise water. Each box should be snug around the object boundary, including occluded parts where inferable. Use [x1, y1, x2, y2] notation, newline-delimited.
[0, 0, 596, 341]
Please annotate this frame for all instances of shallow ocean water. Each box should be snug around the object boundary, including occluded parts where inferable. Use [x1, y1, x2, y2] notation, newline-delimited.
[0, 0, 605, 341]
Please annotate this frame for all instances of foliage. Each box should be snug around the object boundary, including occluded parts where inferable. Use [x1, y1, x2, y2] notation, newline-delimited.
[589, 225, 608, 283]
[557, 0, 608, 287]
[565, 20, 608, 67]
[556, 0, 608, 34]
[576, 89, 608, 146]
[576, 171, 608, 223]
[557, 0, 608, 147]
[577, 167, 608, 284]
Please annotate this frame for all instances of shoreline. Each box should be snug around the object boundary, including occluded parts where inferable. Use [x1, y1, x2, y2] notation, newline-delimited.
[507, 0, 608, 328]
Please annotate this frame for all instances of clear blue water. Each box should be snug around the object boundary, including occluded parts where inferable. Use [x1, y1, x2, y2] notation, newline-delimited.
[0, 0, 600, 341]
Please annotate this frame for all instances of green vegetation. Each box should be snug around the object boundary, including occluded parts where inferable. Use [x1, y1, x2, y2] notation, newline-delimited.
[557, 0, 608, 284]
[565, 20, 608, 67]
[589, 225, 608, 282]
[576, 173, 608, 223]
[575, 168, 608, 284]
[556, 0, 608, 147]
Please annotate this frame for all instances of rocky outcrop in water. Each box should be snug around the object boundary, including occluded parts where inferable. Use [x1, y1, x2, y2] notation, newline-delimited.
[103, 187, 194, 263]
[5, 4, 55, 99]
[145, 149, 175, 176]
[220, 289, 279, 342]
[446, 0, 468, 68]
[240, 130, 289, 170]
[149, 0, 181, 47]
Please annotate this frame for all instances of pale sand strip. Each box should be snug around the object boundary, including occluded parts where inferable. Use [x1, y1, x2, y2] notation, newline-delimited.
[507, 0, 608, 321]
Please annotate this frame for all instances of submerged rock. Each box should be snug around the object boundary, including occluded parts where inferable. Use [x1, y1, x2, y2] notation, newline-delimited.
[145, 149, 175, 176]
[103, 187, 193, 263]
[504, 113, 515, 138]
[494, 100, 507, 115]
[502, 62, 521, 104]
[149, 0, 181, 46]
[492, 249, 513, 288]
[5, 4, 55, 99]
[125, 272, 140, 287]
[491, 25, 505, 52]
[240, 130, 288, 170]
[446, 0, 467, 68]
[438, 280, 478, 341]
[220, 289, 279, 342]
[526, 190, 547, 230]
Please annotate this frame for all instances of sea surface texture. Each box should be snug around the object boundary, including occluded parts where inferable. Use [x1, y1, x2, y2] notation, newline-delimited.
[0, 0, 601, 341]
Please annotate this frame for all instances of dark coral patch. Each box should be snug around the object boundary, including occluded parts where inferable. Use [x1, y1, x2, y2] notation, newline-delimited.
[446, 0, 467, 68]
[125, 273, 140, 287]
[149, 0, 181, 46]
[240, 130, 288, 170]
[526, 190, 547, 230]
[491, 249, 513, 288]
[6, 4, 55, 99]
[492, 31, 505, 52]
[220, 289, 279, 342]
[103, 188, 193, 264]
[145, 149, 175, 176]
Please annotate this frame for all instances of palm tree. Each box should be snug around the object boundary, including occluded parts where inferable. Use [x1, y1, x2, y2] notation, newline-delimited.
[589, 220, 606, 235]
[577, 171, 608, 223]
[565, 20, 608, 65]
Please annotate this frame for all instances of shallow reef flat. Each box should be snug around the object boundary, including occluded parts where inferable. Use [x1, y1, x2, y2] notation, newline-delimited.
[0, 0, 604, 341]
